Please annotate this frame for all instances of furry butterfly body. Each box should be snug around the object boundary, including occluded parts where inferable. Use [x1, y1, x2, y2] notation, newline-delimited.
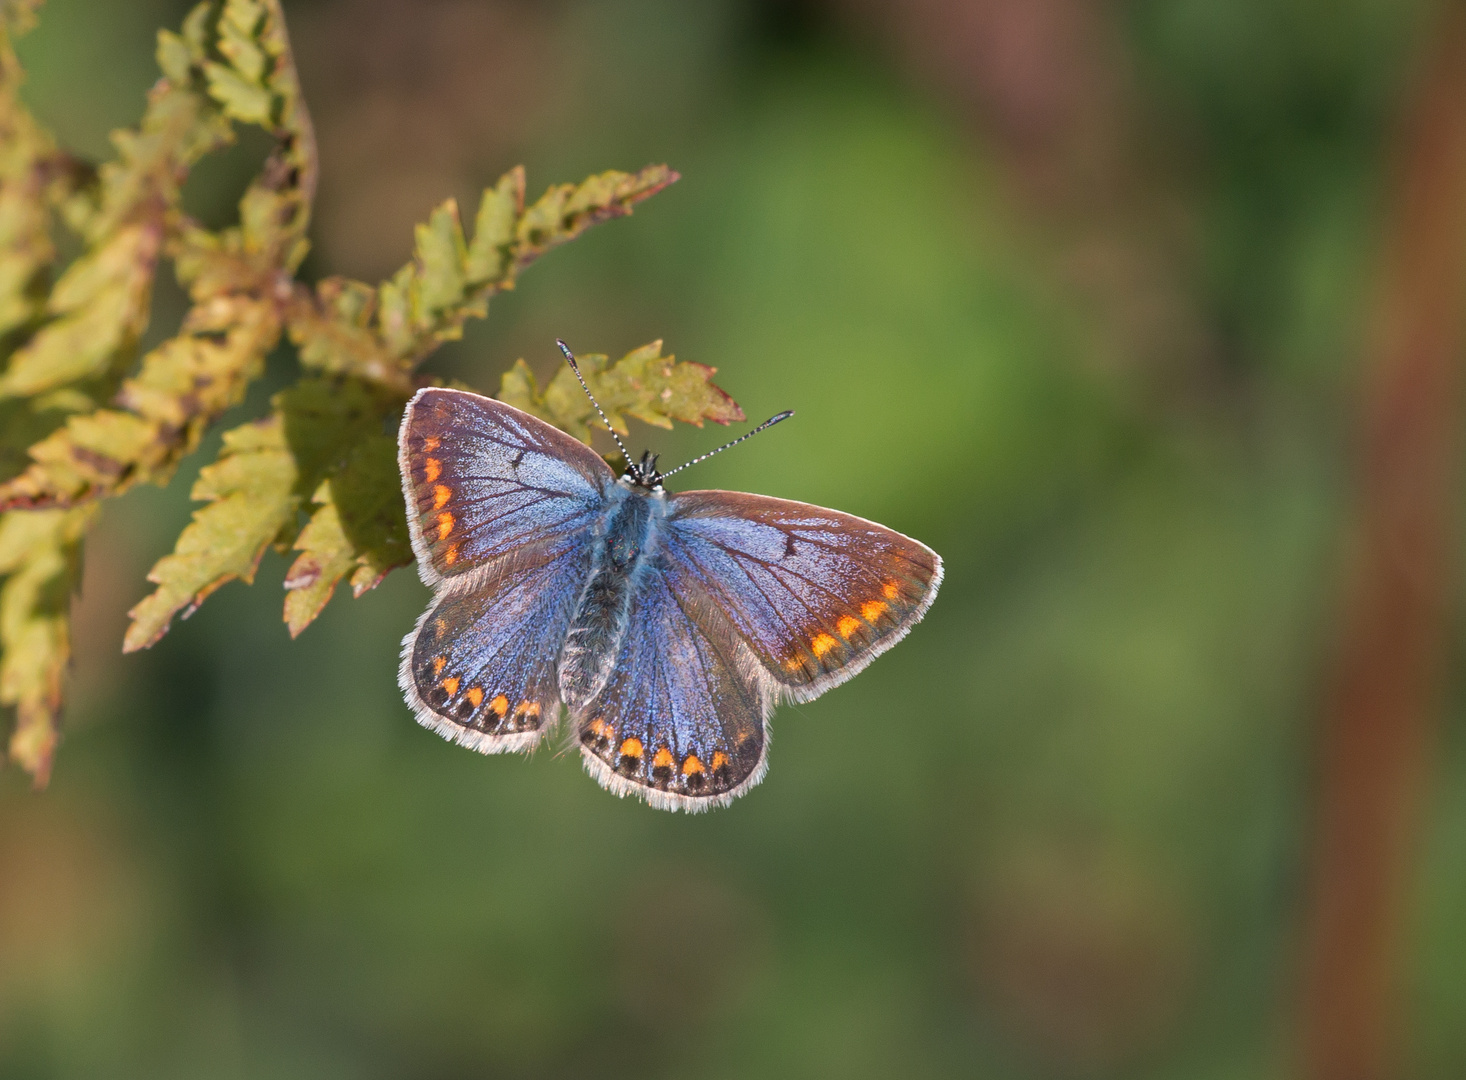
[398, 385, 942, 811]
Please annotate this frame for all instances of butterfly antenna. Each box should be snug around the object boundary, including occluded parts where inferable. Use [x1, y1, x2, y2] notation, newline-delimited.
[657, 410, 795, 482]
[556, 339, 633, 465]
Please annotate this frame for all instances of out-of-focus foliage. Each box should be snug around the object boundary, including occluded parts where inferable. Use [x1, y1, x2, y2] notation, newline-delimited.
[0, 0, 716, 782]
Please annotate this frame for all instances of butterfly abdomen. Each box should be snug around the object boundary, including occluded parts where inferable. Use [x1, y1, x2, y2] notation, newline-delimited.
[557, 491, 659, 709]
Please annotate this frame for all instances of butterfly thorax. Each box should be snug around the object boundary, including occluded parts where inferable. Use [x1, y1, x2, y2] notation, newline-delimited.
[557, 484, 666, 710]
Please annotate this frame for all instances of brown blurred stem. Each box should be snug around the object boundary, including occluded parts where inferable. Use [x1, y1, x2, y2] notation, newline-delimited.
[1300, 5, 1466, 1078]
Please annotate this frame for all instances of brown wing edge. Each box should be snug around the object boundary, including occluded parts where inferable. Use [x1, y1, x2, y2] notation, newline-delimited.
[780, 532, 943, 704]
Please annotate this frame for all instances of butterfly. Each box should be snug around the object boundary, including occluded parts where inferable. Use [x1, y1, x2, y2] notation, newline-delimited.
[397, 342, 943, 811]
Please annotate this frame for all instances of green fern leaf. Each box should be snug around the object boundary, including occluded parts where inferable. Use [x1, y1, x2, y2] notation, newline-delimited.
[0, 296, 282, 508]
[123, 415, 297, 652]
[0, 504, 94, 786]
[282, 434, 410, 637]
[0, 224, 160, 398]
[498, 341, 744, 445]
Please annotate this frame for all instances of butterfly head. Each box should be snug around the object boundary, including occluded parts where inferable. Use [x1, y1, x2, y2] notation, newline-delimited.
[623, 449, 664, 492]
[556, 339, 792, 493]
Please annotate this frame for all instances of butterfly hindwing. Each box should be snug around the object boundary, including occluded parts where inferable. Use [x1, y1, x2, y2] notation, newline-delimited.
[575, 565, 773, 811]
[401, 535, 591, 753]
[399, 387, 614, 583]
[663, 491, 942, 700]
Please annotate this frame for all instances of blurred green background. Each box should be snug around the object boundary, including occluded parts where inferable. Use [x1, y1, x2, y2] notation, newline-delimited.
[4, 0, 1465, 1077]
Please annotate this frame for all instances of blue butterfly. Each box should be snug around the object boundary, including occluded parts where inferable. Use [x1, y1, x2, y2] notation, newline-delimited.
[397, 342, 943, 811]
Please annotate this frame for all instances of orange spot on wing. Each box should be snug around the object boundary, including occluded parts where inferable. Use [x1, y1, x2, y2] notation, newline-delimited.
[619, 737, 644, 759]
[432, 484, 451, 509]
[711, 751, 729, 770]
[653, 747, 675, 769]
[518, 701, 540, 718]
[811, 632, 838, 658]
[423, 457, 442, 482]
[466, 687, 483, 708]
[588, 717, 612, 738]
[489, 694, 509, 717]
[441, 676, 460, 696]
[682, 754, 705, 775]
[861, 600, 889, 623]
[443, 543, 459, 566]
[422, 436, 440, 451]
[882, 579, 902, 600]
[783, 655, 805, 672]
[437, 511, 454, 540]
[432, 656, 446, 675]
[837, 615, 861, 639]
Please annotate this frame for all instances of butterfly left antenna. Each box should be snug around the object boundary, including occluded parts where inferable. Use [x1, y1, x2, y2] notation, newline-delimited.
[556, 339, 634, 467]
[657, 409, 795, 483]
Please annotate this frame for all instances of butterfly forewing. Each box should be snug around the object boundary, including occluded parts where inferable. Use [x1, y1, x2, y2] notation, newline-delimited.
[575, 569, 771, 811]
[664, 491, 942, 699]
[399, 388, 614, 582]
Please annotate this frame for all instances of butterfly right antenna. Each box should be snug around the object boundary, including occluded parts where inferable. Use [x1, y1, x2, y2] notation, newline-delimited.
[556, 339, 634, 468]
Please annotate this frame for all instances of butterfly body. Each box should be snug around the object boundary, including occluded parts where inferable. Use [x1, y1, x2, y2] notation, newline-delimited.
[559, 479, 662, 710]
[398, 385, 942, 811]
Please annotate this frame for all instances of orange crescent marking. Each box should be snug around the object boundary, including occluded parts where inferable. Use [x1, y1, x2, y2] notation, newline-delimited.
[811, 633, 838, 658]
[466, 687, 484, 708]
[619, 737, 644, 759]
[433, 484, 452, 510]
[837, 615, 861, 639]
[882, 579, 902, 600]
[423, 458, 442, 482]
[422, 436, 440, 451]
[441, 676, 460, 696]
[489, 694, 509, 717]
[432, 656, 446, 676]
[437, 511, 454, 540]
[682, 754, 705, 775]
[652, 747, 675, 769]
[861, 600, 889, 623]
[588, 717, 611, 738]
[443, 544, 459, 566]
[710, 751, 729, 770]
[518, 700, 540, 718]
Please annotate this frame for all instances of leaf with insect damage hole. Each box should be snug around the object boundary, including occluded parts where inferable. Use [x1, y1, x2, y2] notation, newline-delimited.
[498, 340, 744, 446]
[0, 505, 94, 786]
